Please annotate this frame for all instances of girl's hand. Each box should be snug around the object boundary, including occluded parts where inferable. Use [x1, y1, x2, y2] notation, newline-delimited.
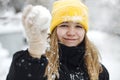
[22, 5, 51, 58]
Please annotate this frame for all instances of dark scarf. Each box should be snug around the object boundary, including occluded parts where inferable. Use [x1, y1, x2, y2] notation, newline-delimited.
[58, 40, 86, 71]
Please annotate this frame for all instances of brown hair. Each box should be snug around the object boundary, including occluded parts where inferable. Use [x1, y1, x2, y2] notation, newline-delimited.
[84, 35, 103, 80]
[45, 29, 102, 80]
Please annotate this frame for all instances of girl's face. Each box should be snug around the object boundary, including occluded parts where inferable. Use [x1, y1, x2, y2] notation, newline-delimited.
[57, 21, 85, 47]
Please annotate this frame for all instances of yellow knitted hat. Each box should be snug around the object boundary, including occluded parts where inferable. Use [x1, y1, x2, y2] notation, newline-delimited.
[50, 0, 89, 33]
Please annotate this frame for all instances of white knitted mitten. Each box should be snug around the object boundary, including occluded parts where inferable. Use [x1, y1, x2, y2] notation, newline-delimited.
[22, 5, 51, 58]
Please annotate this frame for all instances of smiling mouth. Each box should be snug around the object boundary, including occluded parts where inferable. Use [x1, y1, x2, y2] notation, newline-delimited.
[64, 38, 77, 41]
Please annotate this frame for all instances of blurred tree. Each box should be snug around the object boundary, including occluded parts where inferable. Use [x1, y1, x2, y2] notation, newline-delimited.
[80, 0, 85, 3]
[0, 0, 10, 14]
[26, 0, 55, 11]
[8, 0, 26, 13]
[86, 0, 120, 35]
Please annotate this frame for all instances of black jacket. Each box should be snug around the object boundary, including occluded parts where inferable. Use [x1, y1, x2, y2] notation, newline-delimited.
[6, 43, 109, 80]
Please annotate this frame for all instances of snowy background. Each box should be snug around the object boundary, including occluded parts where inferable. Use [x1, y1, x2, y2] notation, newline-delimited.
[0, 0, 120, 80]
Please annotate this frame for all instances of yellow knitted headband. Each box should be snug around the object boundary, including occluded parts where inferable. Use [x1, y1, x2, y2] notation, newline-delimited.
[50, 0, 89, 33]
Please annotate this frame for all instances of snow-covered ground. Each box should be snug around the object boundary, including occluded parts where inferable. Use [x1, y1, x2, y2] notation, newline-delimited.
[0, 43, 12, 80]
[0, 10, 24, 80]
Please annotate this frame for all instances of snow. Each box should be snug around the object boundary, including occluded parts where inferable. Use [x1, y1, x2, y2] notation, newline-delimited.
[0, 43, 12, 80]
[0, 10, 24, 80]
[0, 11, 23, 34]
[87, 30, 120, 80]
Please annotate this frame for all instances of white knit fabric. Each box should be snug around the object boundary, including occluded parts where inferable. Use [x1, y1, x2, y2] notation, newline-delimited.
[22, 5, 51, 58]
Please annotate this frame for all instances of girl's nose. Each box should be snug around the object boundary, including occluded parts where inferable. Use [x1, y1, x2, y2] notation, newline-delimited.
[66, 27, 76, 36]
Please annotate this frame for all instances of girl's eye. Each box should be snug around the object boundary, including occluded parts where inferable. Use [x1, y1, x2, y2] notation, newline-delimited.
[76, 25, 82, 28]
[59, 24, 68, 27]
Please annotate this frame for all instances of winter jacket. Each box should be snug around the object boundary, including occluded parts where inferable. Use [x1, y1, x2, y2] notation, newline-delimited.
[6, 42, 109, 80]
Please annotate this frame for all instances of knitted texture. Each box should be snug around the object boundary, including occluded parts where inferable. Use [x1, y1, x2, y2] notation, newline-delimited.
[50, 0, 88, 33]
[22, 5, 51, 58]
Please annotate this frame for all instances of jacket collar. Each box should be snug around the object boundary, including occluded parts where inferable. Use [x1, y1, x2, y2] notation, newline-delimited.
[59, 40, 85, 69]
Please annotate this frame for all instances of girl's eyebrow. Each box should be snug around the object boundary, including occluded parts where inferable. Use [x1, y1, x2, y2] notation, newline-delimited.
[61, 22, 68, 24]
[76, 23, 82, 26]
